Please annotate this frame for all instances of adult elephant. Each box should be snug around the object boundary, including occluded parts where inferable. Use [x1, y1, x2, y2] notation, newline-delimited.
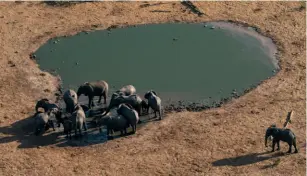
[144, 90, 163, 120]
[96, 107, 129, 137]
[77, 80, 109, 109]
[265, 125, 298, 153]
[63, 89, 78, 114]
[102, 93, 142, 116]
[117, 103, 140, 133]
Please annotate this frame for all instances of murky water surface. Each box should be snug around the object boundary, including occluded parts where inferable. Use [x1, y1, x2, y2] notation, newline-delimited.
[35, 22, 278, 106]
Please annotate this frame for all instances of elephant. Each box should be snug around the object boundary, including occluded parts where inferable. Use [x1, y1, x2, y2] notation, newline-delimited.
[117, 103, 140, 133]
[35, 98, 63, 127]
[116, 85, 136, 96]
[96, 107, 129, 137]
[102, 93, 142, 116]
[144, 90, 162, 120]
[70, 104, 88, 138]
[77, 80, 109, 109]
[265, 125, 298, 153]
[33, 110, 55, 136]
[63, 89, 78, 114]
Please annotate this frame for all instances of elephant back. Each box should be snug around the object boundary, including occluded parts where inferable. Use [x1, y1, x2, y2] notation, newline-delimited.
[119, 85, 136, 96]
[117, 104, 139, 125]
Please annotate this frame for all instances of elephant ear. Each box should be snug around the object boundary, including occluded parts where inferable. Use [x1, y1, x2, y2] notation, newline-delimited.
[41, 98, 49, 102]
[83, 84, 94, 96]
[144, 91, 150, 99]
[125, 103, 134, 109]
[151, 90, 157, 96]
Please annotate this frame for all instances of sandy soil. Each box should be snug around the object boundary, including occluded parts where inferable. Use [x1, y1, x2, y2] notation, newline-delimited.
[0, 1, 306, 176]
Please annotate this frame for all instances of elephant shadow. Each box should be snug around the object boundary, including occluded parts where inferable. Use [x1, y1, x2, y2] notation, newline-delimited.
[212, 151, 286, 167]
[0, 113, 111, 148]
[0, 114, 66, 148]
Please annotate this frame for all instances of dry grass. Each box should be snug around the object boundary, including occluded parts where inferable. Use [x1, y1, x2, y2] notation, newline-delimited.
[0, 1, 305, 176]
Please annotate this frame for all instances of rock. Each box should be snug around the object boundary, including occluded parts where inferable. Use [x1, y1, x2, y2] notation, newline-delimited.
[204, 25, 208, 27]
[53, 41, 57, 44]
[173, 38, 178, 41]
[75, 62, 79, 65]
[210, 26, 215, 29]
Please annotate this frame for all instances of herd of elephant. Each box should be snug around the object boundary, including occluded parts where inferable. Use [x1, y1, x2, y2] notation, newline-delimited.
[32, 81, 299, 153]
[33, 80, 162, 139]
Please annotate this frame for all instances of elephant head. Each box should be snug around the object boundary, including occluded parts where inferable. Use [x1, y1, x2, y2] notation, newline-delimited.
[265, 124, 278, 147]
[77, 82, 94, 98]
[35, 98, 50, 112]
[144, 90, 157, 99]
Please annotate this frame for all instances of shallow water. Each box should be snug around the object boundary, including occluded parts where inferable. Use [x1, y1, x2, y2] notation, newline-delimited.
[34, 22, 278, 106]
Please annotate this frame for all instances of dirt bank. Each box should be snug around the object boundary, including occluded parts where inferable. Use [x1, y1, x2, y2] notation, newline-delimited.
[0, 1, 305, 176]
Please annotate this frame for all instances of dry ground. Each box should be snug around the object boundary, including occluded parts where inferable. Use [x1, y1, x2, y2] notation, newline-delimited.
[0, 1, 306, 176]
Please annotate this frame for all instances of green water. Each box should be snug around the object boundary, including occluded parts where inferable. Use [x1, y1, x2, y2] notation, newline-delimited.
[34, 22, 278, 105]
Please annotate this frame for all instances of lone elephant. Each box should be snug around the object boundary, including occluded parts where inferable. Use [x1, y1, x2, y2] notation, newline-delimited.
[265, 125, 298, 153]
[77, 80, 109, 109]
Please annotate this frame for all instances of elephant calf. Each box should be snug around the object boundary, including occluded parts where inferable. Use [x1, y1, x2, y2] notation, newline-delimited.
[117, 103, 140, 133]
[77, 80, 109, 109]
[97, 107, 129, 136]
[265, 125, 298, 153]
[144, 90, 163, 120]
[63, 89, 78, 114]
[70, 104, 88, 138]
[34, 111, 55, 136]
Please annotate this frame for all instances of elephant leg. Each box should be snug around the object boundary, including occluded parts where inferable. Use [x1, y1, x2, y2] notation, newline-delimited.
[277, 141, 280, 151]
[79, 128, 82, 137]
[159, 109, 162, 120]
[137, 107, 141, 116]
[293, 138, 298, 153]
[69, 132, 72, 139]
[83, 122, 88, 131]
[89, 96, 94, 108]
[98, 95, 102, 103]
[271, 141, 276, 152]
[103, 92, 107, 104]
[287, 143, 292, 153]
[132, 125, 136, 133]
[154, 111, 157, 118]
[75, 128, 78, 138]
